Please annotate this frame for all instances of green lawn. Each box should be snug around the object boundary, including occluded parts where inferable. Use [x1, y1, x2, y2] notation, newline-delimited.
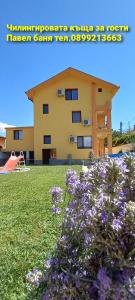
[0, 166, 80, 300]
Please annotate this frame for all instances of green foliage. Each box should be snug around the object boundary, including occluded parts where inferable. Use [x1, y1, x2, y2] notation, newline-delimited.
[112, 133, 135, 146]
[88, 151, 95, 163]
[112, 129, 122, 138]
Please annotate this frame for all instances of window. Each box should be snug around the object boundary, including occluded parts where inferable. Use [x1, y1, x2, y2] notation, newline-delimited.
[65, 89, 78, 100]
[72, 111, 81, 123]
[98, 88, 102, 92]
[43, 104, 49, 114]
[105, 115, 108, 127]
[44, 135, 51, 144]
[14, 130, 23, 140]
[77, 136, 92, 149]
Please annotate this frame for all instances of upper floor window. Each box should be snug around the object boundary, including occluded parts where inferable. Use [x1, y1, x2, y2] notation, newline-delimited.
[72, 111, 81, 123]
[44, 135, 51, 144]
[98, 88, 102, 93]
[43, 104, 49, 114]
[65, 89, 78, 100]
[77, 136, 92, 149]
[14, 130, 23, 140]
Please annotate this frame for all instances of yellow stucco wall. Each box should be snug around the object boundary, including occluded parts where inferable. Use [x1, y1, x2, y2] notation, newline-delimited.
[96, 88, 112, 107]
[33, 74, 112, 161]
[5, 127, 34, 152]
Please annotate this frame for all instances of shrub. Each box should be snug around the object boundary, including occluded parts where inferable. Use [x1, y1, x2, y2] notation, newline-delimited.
[112, 134, 135, 147]
[88, 151, 95, 164]
[27, 155, 135, 300]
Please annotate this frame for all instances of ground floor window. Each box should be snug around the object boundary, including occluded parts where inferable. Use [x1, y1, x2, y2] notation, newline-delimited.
[77, 136, 92, 149]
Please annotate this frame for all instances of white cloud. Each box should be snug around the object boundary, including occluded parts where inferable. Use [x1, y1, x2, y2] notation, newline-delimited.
[0, 122, 16, 135]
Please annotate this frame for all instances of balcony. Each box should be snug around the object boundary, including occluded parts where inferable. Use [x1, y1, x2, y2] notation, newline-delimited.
[97, 122, 108, 130]
[96, 111, 111, 136]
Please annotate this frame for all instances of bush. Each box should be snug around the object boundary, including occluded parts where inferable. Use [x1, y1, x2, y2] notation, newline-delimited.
[27, 155, 135, 300]
[88, 151, 95, 164]
[113, 134, 135, 147]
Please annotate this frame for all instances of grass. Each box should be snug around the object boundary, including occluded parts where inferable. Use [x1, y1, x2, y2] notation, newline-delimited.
[0, 165, 80, 300]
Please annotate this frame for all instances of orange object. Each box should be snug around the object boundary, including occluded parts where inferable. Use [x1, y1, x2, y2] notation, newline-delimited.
[0, 152, 24, 173]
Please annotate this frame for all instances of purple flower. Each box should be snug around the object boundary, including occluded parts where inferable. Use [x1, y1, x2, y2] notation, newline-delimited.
[98, 289, 106, 300]
[97, 267, 111, 290]
[112, 218, 122, 231]
[42, 291, 49, 300]
[117, 202, 126, 217]
[112, 287, 124, 300]
[75, 279, 81, 288]
[86, 207, 97, 218]
[115, 270, 130, 284]
[96, 193, 108, 208]
[26, 268, 43, 287]
[50, 187, 63, 204]
[52, 206, 61, 214]
[69, 199, 77, 209]
[118, 191, 126, 198]
[44, 259, 52, 269]
[65, 169, 79, 194]
[115, 158, 129, 173]
[101, 211, 108, 224]
[129, 287, 135, 297]
[84, 233, 92, 247]
[99, 168, 106, 177]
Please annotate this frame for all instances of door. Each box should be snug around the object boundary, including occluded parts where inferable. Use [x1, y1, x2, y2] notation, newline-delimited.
[98, 139, 105, 156]
[42, 149, 51, 165]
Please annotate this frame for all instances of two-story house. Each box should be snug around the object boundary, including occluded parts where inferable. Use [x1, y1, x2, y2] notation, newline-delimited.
[4, 68, 119, 164]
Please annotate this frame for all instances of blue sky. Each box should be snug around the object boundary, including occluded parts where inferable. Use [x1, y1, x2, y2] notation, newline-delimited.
[0, 0, 135, 135]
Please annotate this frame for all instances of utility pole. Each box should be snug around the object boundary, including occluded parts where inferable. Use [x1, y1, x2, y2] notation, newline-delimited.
[120, 121, 123, 134]
[128, 121, 131, 133]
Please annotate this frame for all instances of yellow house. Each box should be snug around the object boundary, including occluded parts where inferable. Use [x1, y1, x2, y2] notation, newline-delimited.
[5, 68, 119, 164]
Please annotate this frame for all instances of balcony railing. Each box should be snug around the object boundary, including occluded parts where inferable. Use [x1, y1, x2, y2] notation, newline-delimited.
[97, 122, 108, 129]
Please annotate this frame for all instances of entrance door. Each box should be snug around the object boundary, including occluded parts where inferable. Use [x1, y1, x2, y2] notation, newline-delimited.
[42, 149, 51, 165]
[98, 139, 105, 156]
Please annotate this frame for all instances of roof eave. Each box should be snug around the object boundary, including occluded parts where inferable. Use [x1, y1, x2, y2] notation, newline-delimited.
[25, 67, 120, 101]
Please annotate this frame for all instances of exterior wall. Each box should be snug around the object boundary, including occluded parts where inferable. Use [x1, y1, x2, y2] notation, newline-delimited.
[5, 127, 34, 152]
[33, 74, 112, 161]
[96, 88, 112, 107]
[4, 70, 116, 163]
